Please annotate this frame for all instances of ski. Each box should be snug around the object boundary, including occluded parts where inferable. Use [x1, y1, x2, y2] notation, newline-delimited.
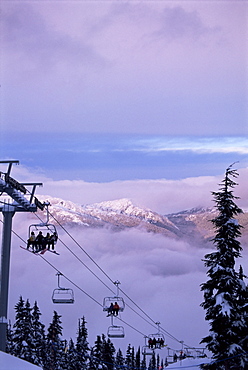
[20, 246, 39, 255]
[46, 249, 60, 255]
[20, 246, 59, 255]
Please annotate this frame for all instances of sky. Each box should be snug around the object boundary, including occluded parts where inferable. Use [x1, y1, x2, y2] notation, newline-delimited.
[0, 0, 248, 362]
[0, 0, 248, 183]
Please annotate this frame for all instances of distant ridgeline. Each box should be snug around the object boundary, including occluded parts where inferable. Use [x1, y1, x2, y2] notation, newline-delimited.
[35, 196, 248, 247]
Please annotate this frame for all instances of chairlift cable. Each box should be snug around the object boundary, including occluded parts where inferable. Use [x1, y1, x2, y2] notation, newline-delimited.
[31, 211, 117, 296]
[7, 202, 196, 348]
[8, 225, 153, 338]
[47, 210, 187, 344]
[31, 212, 160, 330]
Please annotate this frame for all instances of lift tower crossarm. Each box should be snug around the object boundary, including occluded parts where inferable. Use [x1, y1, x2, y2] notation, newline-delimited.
[0, 160, 19, 177]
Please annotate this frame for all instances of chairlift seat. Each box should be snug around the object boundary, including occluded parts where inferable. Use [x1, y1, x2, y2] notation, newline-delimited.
[29, 223, 58, 244]
[103, 296, 125, 312]
[142, 346, 154, 356]
[52, 288, 74, 304]
[107, 325, 125, 338]
[147, 333, 166, 349]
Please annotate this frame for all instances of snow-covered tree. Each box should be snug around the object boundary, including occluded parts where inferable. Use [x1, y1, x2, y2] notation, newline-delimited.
[74, 316, 90, 368]
[44, 310, 64, 370]
[12, 297, 34, 362]
[236, 266, 248, 356]
[101, 334, 115, 370]
[65, 339, 78, 370]
[201, 165, 248, 369]
[115, 348, 125, 370]
[89, 335, 106, 370]
[31, 300, 46, 366]
[148, 351, 156, 370]
[141, 352, 147, 370]
[125, 344, 135, 370]
[6, 321, 14, 354]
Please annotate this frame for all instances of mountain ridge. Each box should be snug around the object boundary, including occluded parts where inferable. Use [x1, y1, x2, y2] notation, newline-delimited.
[36, 196, 248, 247]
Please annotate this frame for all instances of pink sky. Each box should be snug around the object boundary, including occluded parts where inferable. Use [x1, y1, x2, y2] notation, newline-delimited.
[1, 1, 247, 135]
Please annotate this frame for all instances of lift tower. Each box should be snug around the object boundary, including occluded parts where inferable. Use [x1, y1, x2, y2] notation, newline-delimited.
[0, 160, 43, 352]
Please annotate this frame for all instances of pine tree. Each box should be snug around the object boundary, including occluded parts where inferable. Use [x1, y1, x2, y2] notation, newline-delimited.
[236, 266, 248, 356]
[148, 352, 156, 370]
[125, 344, 135, 370]
[115, 348, 125, 370]
[12, 297, 34, 362]
[31, 300, 46, 367]
[66, 339, 78, 370]
[141, 353, 147, 370]
[90, 335, 106, 370]
[101, 334, 115, 370]
[135, 346, 141, 370]
[74, 316, 90, 368]
[200, 165, 248, 369]
[44, 310, 64, 370]
[6, 320, 14, 355]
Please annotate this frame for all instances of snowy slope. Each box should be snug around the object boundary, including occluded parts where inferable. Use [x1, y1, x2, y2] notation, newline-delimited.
[0, 351, 41, 369]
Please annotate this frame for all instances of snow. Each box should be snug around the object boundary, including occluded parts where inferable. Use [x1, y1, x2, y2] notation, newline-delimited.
[215, 292, 231, 316]
[166, 357, 211, 368]
[0, 351, 41, 369]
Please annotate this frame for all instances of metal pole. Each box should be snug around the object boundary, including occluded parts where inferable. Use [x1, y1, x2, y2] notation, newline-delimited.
[0, 207, 14, 351]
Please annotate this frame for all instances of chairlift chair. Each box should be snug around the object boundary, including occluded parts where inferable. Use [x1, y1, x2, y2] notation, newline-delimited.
[29, 201, 58, 245]
[103, 280, 125, 313]
[148, 322, 166, 349]
[103, 296, 125, 312]
[52, 272, 74, 304]
[142, 346, 154, 356]
[107, 325, 125, 338]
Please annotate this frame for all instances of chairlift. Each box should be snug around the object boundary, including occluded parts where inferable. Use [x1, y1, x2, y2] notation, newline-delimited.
[107, 325, 125, 338]
[142, 336, 155, 355]
[148, 322, 166, 349]
[142, 346, 154, 356]
[52, 272, 74, 304]
[28, 201, 58, 246]
[103, 281, 125, 313]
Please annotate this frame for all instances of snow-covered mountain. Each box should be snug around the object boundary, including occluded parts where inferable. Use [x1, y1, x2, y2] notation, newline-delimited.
[36, 196, 248, 247]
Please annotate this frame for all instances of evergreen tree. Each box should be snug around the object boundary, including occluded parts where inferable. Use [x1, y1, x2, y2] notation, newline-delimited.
[156, 353, 160, 370]
[90, 335, 106, 370]
[6, 321, 14, 355]
[115, 348, 125, 370]
[66, 339, 78, 370]
[236, 266, 248, 355]
[12, 297, 34, 362]
[200, 165, 248, 369]
[148, 352, 156, 370]
[31, 300, 46, 367]
[141, 353, 147, 370]
[44, 310, 64, 370]
[74, 316, 89, 369]
[101, 334, 115, 370]
[135, 346, 141, 370]
[125, 344, 135, 370]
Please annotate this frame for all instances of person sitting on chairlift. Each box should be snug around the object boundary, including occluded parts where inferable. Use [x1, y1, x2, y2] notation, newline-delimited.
[44, 233, 51, 249]
[113, 302, 120, 316]
[27, 231, 36, 252]
[35, 231, 44, 252]
[49, 232, 57, 250]
[148, 338, 153, 348]
[106, 303, 114, 317]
